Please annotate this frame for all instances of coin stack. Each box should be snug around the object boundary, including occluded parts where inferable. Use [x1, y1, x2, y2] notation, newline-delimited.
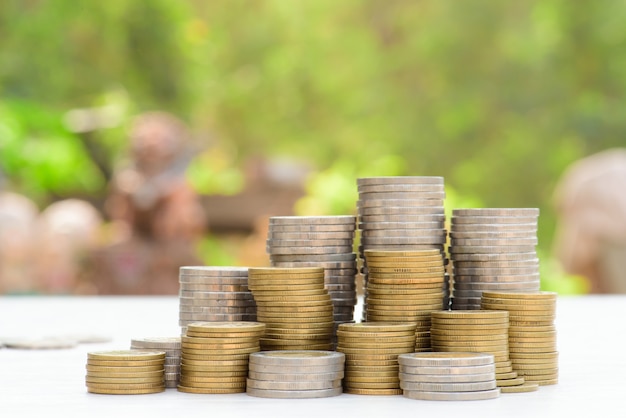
[266, 215, 358, 342]
[356, 177, 449, 319]
[130, 337, 181, 389]
[430, 310, 529, 391]
[246, 351, 345, 398]
[481, 291, 558, 387]
[178, 266, 256, 335]
[337, 322, 417, 395]
[177, 321, 265, 394]
[449, 208, 540, 310]
[248, 267, 335, 351]
[85, 350, 165, 395]
[398, 352, 500, 401]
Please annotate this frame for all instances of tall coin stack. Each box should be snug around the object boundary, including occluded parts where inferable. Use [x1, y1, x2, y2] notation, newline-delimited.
[246, 351, 345, 399]
[248, 267, 334, 351]
[356, 176, 449, 320]
[337, 323, 416, 395]
[85, 350, 165, 395]
[449, 208, 540, 310]
[130, 337, 181, 388]
[178, 266, 256, 335]
[266, 215, 358, 343]
[430, 310, 530, 391]
[177, 321, 265, 394]
[481, 291, 558, 387]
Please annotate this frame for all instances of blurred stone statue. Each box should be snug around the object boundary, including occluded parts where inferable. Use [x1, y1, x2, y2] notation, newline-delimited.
[552, 148, 626, 293]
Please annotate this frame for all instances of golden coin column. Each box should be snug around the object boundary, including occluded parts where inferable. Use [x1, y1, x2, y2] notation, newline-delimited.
[336, 323, 417, 395]
[177, 322, 265, 394]
[480, 291, 558, 386]
[248, 267, 335, 351]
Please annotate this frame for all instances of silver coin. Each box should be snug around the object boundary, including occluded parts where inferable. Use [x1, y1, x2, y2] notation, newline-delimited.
[270, 253, 356, 262]
[399, 372, 495, 383]
[452, 281, 540, 291]
[359, 206, 445, 216]
[130, 337, 181, 349]
[165, 357, 182, 365]
[449, 290, 485, 299]
[246, 386, 342, 399]
[453, 208, 539, 217]
[325, 283, 356, 291]
[249, 350, 345, 366]
[271, 261, 357, 269]
[401, 380, 496, 392]
[357, 199, 444, 208]
[449, 245, 536, 254]
[178, 316, 257, 326]
[450, 252, 537, 262]
[178, 312, 253, 321]
[451, 216, 537, 225]
[178, 306, 256, 314]
[361, 236, 447, 245]
[359, 244, 445, 252]
[248, 363, 344, 374]
[267, 231, 355, 240]
[357, 176, 444, 186]
[164, 372, 180, 380]
[324, 277, 356, 286]
[358, 183, 445, 193]
[333, 306, 356, 314]
[328, 290, 357, 299]
[267, 245, 354, 255]
[451, 224, 538, 234]
[269, 223, 357, 233]
[178, 276, 249, 284]
[248, 370, 344, 382]
[360, 228, 446, 237]
[399, 363, 496, 376]
[164, 365, 181, 373]
[450, 238, 538, 247]
[178, 291, 254, 300]
[178, 297, 257, 307]
[328, 297, 358, 306]
[246, 378, 341, 391]
[358, 221, 445, 230]
[449, 304, 482, 311]
[450, 297, 482, 306]
[324, 268, 358, 276]
[129, 347, 180, 357]
[452, 274, 542, 284]
[452, 259, 539, 268]
[179, 266, 249, 276]
[449, 230, 537, 239]
[269, 216, 356, 225]
[453, 267, 540, 276]
[179, 284, 250, 292]
[403, 388, 500, 401]
[266, 239, 354, 247]
[358, 191, 446, 200]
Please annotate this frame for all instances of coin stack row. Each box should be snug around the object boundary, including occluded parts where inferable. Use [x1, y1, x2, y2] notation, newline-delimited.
[246, 351, 345, 399]
[178, 267, 256, 335]
[449, 208, 541, 310]
[85, 350, 165, 395]
[356, 176, 450, 320]
[130, 337, 181, 388]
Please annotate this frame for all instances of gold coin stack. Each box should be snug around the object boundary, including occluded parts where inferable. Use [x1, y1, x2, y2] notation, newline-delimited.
[85, 350, 165, 395]
[398, 352, 500, 401]
[364, 249, 447, 350]
[177, 321, 265, 394]
[248, 267, 334, 351]
[130, 337, 181, 388]
[430, 310, 529, 391]
[246, 351, 345, 399]
[337, 322, 416, 395]
[481, 291, 558, 387]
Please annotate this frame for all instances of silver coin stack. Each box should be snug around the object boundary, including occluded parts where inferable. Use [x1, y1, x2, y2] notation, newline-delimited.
[130, 337, 181, 388]
[266, 216, 358, 345]
[449, 208, 540, 310]
[356, 177, 450, 319]
[246, 351, 345, 399]
[178, 266, 256, 335]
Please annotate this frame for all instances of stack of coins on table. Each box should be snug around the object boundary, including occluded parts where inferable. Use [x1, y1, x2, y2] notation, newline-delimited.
[266, 215, 358, 344]
[336, 322, 416, 395]
[248, 267, 334, 351]
[178, 267, 256, 335]
[246, 351, 345, 399]
[177, 321, 265, 394]
[430, 310, 531, 392]
[448, 208, 540, 310]
[356, 176, 449, 319]
[398, 352, 500, 401]
[85, 350, 165, 395]
[130, 337, 181, 388]
[481, 291, 558, 386]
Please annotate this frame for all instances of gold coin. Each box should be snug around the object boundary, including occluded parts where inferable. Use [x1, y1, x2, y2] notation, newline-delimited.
[338, 323, 417, 333]
[496, 377, 525, 387]
[177, 385, 244, 394]
[480, 297, 556, 307]
[87, 386, 164, 395]
[248, 267, 324, 275]
[431, 311, 508, 320]
[182, 336, 260, 344]
[180, 353, 251, 361]
[86, 364, 164, 373]
[87, 359, 164, 367]
[367, 281, 444, 289]
[347, 365, 399, 373]
[430, 333, 507, 342]
[429, 327, 508, 335]
[481, 291, 556, 300]
[186, 322, 266, 334]
[180, 371, 248, 380]
[338, 335, 415, 345]
[337, 347, 413, 355]
[86, 370, 164, 379]
[481, 303, 555, 314]
[86, 382, 165, 390]
[181, 364, 248, 373]
[367, 298, 443, 307]
[88, 350, 165, 361]
[367, 266, 445, 274]
[499, 382, 539, 393]
[496, 371, 518, 380]
[431, 318, 509, 326]
[181, 358, 248, 367]
[182, 341, 260, 350]
[512, 362, 558, 371]
[181, 346, 260, 356]
[508, 351, 558, 359]
[185, 331, 263, 339]
[248, 282, 324, 291]
[366, 260, 444, 268]
[344, 387, 402, 395]
[336, 330, 416, 339]
[85, 376, 164, 384]
[337, 341, 415, 350]
[367, 276, 444, 283]
[344, 381, 399, 389]
[179, 381, 246, 389]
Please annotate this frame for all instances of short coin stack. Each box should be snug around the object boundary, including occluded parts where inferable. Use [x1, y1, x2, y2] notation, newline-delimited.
[85, 350, 165, 395]
[177, 321, 265, 394]
[399, 352, 500, 401]
[481, 291, 558, 387]
[449, 208, 541, 310]
[178, 266, 256, 335]
[430, 310, 528, 391]
[356, 176, 449, 319]
[130, 337, 181, 388]
[246, 351, 345, 398]
[337, 322, 417, 395]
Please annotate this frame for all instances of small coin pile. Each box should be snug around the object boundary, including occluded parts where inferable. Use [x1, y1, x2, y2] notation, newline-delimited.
[398, 352, 500, 401]
[177, 321, 265, 394]
[356, 176, 450, 319]
[430, 310, 531, 391]
[449, 208, 541, 310]
[130, 337, 181, 388]
[246, 351, 345, 398]
[248, 267, 334, 351]
[337, 322, 416, 395]
[85, 350, 165, 395]
[481, 291, 558, 386]
[178, 266, 256, 335]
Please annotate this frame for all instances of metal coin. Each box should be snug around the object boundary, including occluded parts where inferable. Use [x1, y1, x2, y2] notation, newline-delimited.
[269, 216, 356, 225]
[246, 378, 341, 391]
[358, 191, 446, 200]
[403, 388, 500, 401]
[357, 183, 444, 193]
[452, 208, 539, 217]
[451, 216, 537, 224]
[357, 176, 444, 185]
[267, 231, 355, 240]
[359, 221, 445, 230]
[179, 266, 249, 276]
[269, 224, 356, 233]
[246, 386, 342, 399]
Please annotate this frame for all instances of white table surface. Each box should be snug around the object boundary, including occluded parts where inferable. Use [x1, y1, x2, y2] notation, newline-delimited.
[1, 295, 624, 417]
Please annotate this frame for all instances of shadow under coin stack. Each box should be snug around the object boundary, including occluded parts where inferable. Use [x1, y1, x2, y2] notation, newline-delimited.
[178, 267, 256, 335]
[130, 337, 181, 388]
[430, 310, 529, 391]
[248, 267, 334, 351]
[481, 291, 558, 387]
[246, 351, 345, 399]
[449, 208, 540, 310]
[177, 321, 265, 394]
[337, 322, 416, 395]
[398, 352, 500, 401]
[266, 216, 358, 345]
[85, 350, 165, 395]
[356, 177, 449, 320]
